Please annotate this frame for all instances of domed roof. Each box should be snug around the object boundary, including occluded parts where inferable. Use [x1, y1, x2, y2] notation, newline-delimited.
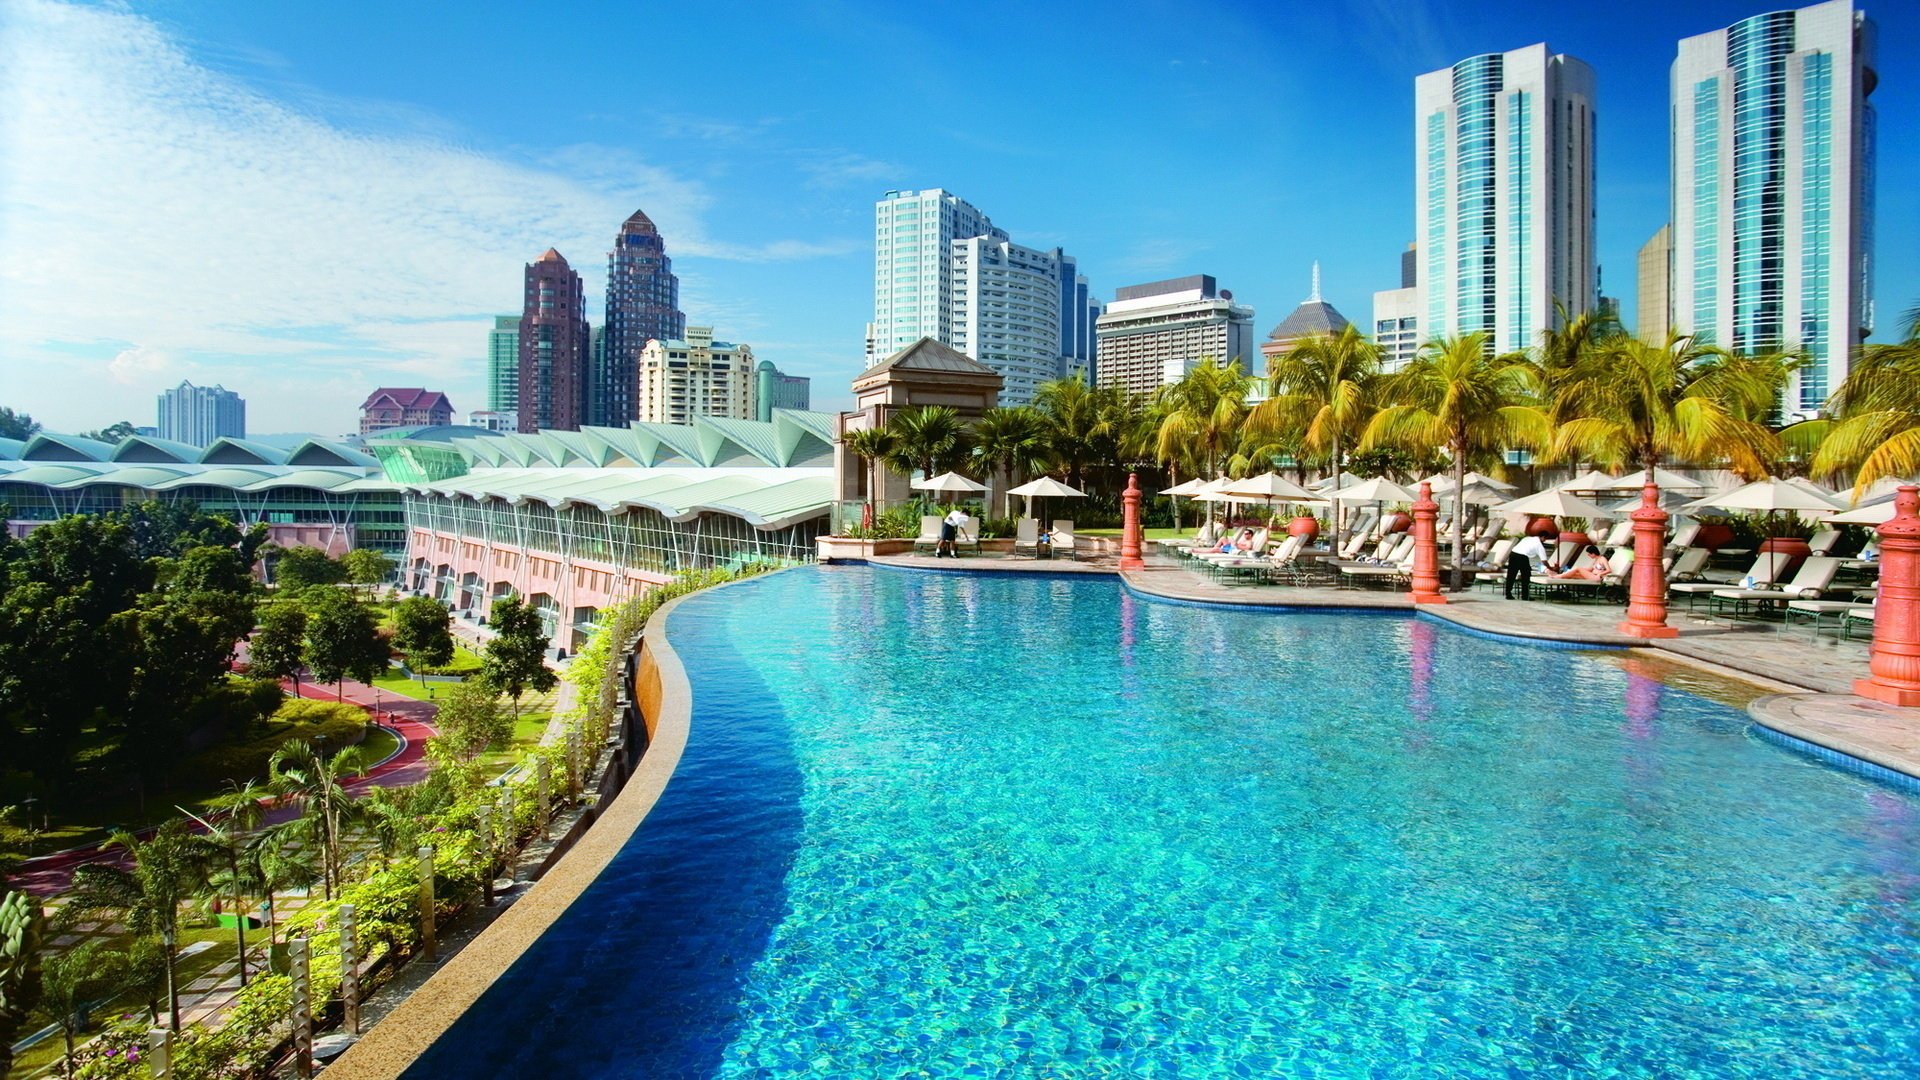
[1264, 261, 1350, 342]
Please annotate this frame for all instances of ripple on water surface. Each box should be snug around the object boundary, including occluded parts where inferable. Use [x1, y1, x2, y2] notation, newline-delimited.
[408, 566, 1920, 1079]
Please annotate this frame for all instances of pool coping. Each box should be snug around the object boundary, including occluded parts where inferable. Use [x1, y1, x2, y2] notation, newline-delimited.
[324, 579, 721, 1079]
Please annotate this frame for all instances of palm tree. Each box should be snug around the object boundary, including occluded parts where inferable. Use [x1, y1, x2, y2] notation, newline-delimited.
[1550, 333, 1786, 485]
[63, 821, 201, 1032]
[270, 740, 371, 900]
[970, 406, 1050, 517]
[841, 426, 896, 521]
[1249, 327, 1379, 545]
[1811, 304, 1920, 497]
[882, 406, 971, 490]
[1152, 359, 1251, 481]
[1364, 333, 1553, 588]
[183, 781, 269, 986]
[249, 821, 318, 945]
[1035, 375, 1120, 490]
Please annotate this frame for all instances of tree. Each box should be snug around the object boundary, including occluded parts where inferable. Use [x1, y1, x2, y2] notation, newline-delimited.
[433, 678, 511, 761]
[342, 548, 394, 600]
[392, 595, 454, 679]
[1363, 333, 1552, 589]
[79, 420, 137, 445]
[1036, 375, 1127, 490]
[1249, 327, 1380, 545]
[251, 602, 309, 692]
[1551, 333, 1786, 483]
[841, 426, 897, 519]
[269, 740, 370, 900]
[0, 408, 39, 441]
[304, 588, 388, 698]
[970, 406, 1051, 517]
[248, 822, 318, 944]
[0, 889, 43, 1077]
[271, 546, 346, 594]
[41, 939, 123, 1078]
[116, 500, 267, 564]
[1811, 304, 1920, 496]
[883, 406, 971, 487]
[63, 822, 201, 1032]
[481, 596, 557, 719]
[184, 781, 269, 986]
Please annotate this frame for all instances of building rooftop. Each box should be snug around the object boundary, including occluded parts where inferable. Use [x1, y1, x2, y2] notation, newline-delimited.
[1265, 263, 1351, 342]
[1114, 275, 1218, 302]
[362, 388, 454, 413]
[853, 337, 1002, 384]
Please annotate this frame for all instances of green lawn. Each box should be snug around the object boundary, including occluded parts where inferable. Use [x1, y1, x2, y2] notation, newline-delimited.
[1078, 526, 1186, 540]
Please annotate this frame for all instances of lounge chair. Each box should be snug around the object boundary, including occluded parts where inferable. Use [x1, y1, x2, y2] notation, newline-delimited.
[1710, 556, 1843, 617]
[1807, 529, 1842, 556]
[1471, 538, 1517, 591]
[1666, 522, 1700, 554]
[1785, 598, 1872, 639]
[1602, 520, 1633, 548]
[1212, 534, 1306, 583]
[1051, 520, 1077, 560]
[956, 516, 982, 555]
[1540, 548, 1633, 601]
[1013, 518, 1041, 557]
[1843, 604, 1876, 640]
[913, 515, 943, 554]
[1668, 552, 1791, 608]
[1666, 547, 1711, 582]
[1339, 547, 1417, 589]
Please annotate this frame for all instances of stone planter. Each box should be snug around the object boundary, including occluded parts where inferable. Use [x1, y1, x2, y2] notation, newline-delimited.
[1384, 512, 1413, 535]
[1695, 523, 1736, 551]
[816, 536, 914, 562]
[1525, 515, 1559, 537]
[1286, 515, 1320, 541]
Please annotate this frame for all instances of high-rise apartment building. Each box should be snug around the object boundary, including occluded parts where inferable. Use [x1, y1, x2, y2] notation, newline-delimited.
[517, 249, 591, 433]
[754, 361, 811, 421]
[950, 237, 1068, 405]
[1415, 44, 1596, 355]
[599, 209, 685, 426]
[1094, 276, 1254, 397]
[1637, 225, 1674, 341]
[871, 189, 1005, 362]
[637, 327, 755, 425]
[1672, 0, 1877, 414]
[155, 381, 245, 446]
[487, 316, 520, 413]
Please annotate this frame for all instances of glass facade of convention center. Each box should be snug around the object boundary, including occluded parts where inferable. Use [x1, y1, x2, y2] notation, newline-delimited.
[0, 479, 406, 551]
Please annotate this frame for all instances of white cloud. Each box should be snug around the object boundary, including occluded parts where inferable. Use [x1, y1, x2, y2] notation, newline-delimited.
[0, 0, 840, 434]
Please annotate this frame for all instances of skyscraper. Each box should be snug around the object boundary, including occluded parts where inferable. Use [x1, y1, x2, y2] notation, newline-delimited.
[155, 381, 244, 445]
[599, 209, 685, 426]
[487, 315, 520, 413]
[517, 249, 591, 433]
[1414, 44, 1596, 355]
[755, 361, 811, 421]
[636, 327, 754, 425]
[1671, 0, 1877, 414]
[871, 189, 1005, 363]
[1094, 276, 1254, 398]
[949, 237, 1068, 405]
[1373, 243, 1421, 373]
[1636, 225, 1673, 341]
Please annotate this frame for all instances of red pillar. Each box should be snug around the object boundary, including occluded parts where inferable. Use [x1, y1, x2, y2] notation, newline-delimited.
[1855, 485, 1920, 706]
[1119, 472, 1145, 571]
[1618, 481, 1679, 639]
[1409, 481, 1445, 604]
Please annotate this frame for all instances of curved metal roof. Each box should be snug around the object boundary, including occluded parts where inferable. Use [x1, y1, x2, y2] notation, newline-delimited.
[22, 433, 117, 462]
[200, 438, 291, 465]
[150, 466, 286, 490]
[0, 463, 112, 486]
[111, 436, 203, 463]
[692, 476, 836, 530]
[236, 468, 366, 492]
[61, 465, 194, 489]
[616, 475, 768, 521]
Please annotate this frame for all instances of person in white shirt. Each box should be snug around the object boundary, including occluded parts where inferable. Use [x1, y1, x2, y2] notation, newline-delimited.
[937, 506, 969, 558]
[1506, 531, 1558, 600]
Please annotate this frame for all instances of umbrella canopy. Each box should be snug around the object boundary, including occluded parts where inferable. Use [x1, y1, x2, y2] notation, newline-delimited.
[1855, 476, 1920, 504]
[1422, 470, 1518, 493]
[1784, 476, 1842, 503]
[1308, 473, 1362, 492]
[1159, 477, 1211, 496]
[1007, 477, 1087, 499]
[1600, 489, 1696, 515]
[1600, 468, 1708, 493]
[1826, 499, 1897, 525]
[1330, 477, 1416, 504]
[1551, 469, 1621, 493]
[1681, 478, 1842, 514]
[1218, 471, 1322, 502]
[1495, 489, 1614, 519]
[911, 471, 987, 494]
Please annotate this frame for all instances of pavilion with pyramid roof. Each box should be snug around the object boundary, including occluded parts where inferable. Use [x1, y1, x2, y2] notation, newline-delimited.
[1259, 262, 1352, 368]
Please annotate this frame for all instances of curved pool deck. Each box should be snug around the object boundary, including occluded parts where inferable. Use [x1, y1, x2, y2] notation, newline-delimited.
[354, 565, 1920, 1078]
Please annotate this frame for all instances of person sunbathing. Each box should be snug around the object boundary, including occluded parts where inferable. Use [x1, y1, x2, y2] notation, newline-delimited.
[1226, 528, 1257, 554]
[1549, 544, 1609, 580]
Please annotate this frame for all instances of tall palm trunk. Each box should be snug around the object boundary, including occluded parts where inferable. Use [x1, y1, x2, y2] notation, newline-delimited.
[1329, 434, 1344, 549]
[1450, 439, 1468, 591]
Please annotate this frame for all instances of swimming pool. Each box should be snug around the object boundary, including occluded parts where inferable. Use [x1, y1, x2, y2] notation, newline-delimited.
[407, 565, 1920, 1077]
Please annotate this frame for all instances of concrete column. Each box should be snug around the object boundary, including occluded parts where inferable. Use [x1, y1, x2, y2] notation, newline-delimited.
[1119, 472, 1145, 571]
[1855, 485, 1920, 705]
[1409, 482, 1445, 604]
[146, 1028, 171, 1077]
[289, 936, 312, 1078]
[338, 903, 360, 1035]
[1618, 481, 1679, 638]
[417, 846, 436, 962]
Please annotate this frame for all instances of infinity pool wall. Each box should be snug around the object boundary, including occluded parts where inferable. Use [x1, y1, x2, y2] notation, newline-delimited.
[405, 566, 1920, 1078]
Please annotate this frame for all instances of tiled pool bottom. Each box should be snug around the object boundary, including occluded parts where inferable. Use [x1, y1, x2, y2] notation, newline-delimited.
[407, 566, 1920, 1078]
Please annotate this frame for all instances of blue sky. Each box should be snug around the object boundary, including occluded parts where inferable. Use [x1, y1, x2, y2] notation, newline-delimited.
[1, 0, 1914, 434]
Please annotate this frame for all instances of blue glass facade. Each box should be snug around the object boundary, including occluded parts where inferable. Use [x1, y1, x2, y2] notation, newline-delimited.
[1451, 55, 1503, 338]
[1506, 90, 1533, 348]
[1691, 79, 1722, 342]
[1800, 52, 1834, 408]
[1727, 12, 1794, 358]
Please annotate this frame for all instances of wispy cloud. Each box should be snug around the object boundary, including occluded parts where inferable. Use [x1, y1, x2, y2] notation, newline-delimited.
[0, 0, 844, 433]
[797, 151, 904, 190]
[1115, 238, 1209, 277]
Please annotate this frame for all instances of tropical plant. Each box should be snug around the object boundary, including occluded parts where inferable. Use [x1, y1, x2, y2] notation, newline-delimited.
[269, 740, 371, 900]
[1550, 332, 1787, 483]
[184, 781, 270, 986]
[250, 602, 309, 692]
[434, 678, 512, 762]
[1151, 359, 1252, 487]
[42, 939, 124, 1078]
[1035, 375, 1126, 490]
[1810, 304, 1920, 497]
[63, 821, 202, 1032]
[1249, 327, 1380, 544]
[1364, 333, 1552, 588]
[341, 548, 394, 601]
[841, 426, 897, 518]
[481, 596, 557, 719]
[883, 405, 972, 484]
[248, 822, 318, 944]
[0, 888, 43, 1076]
[970, 406, 1051, 516]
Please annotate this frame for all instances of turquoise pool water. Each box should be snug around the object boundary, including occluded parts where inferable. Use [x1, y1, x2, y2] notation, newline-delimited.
[409, 566, 1920, 1077]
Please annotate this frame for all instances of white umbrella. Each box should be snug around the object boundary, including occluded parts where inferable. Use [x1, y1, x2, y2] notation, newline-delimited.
[1600, 489, 1697, 516]
[1330, 477, 1415, 504]
[911, 471, 987, 495]
[1681, 478, 1842, 514]
[1423, 470, 1518, 493]
[1309, 473, 1362, 492]
[1855, 476, 1920, 504]
[1601, 468, 1708, 493]
[1218, 471, 1322, 502]
[1495, 489, 1614, 519]
[1007, 477, 1086, 499]
[1159, 477, 1209, 496]
[1552, 469, 1621, 493]
[1827, 499, 1897, 526]
[1784, 476, 1842, 504]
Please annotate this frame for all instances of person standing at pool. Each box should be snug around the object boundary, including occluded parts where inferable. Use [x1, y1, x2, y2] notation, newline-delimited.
[1506, 530, 1557, 600]
[937, 505, 968, 558]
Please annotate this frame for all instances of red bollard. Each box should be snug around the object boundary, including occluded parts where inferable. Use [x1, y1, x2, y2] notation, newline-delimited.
[1855, 485, 1920, 706]
[1409, 482, 1446, 604]
[1618, 481, 1679, 639]
[1119, 473, 1145, 571]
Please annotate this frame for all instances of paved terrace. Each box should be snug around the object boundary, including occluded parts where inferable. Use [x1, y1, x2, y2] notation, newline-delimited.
[866, 549, 1908, 785]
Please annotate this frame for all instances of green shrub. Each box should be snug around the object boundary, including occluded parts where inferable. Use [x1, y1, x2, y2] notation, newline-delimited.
[172, 700, 366, 790]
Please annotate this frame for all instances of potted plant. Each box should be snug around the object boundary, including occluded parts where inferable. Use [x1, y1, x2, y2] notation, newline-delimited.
[1693, 515, 1737, 552]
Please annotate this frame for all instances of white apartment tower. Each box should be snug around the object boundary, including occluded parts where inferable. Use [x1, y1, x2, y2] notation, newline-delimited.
[1414, 44, 1597, 355]
[636, 327, 756, 425]
[950, 238, 1066, 405]
[1094, 276, 1255, 398]
[871, 189, 1006, 361]
[1672, 0, 1877, 415]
